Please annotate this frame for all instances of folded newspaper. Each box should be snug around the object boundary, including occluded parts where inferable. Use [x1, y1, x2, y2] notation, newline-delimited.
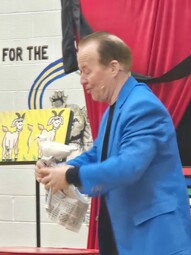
[45, 186, 89, 232]
[36, 137, 89, 232]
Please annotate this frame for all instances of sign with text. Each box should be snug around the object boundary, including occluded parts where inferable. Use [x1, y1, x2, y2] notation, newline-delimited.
[2, 45, 49, 61]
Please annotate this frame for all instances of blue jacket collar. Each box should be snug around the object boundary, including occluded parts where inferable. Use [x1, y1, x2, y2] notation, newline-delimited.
[116, 76, 138, 109]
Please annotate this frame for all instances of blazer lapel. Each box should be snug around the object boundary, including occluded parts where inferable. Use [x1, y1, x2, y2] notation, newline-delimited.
[108, 76, 138, 155]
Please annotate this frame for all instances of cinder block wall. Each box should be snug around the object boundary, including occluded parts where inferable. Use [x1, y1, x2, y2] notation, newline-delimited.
[0, 0, 88, 248]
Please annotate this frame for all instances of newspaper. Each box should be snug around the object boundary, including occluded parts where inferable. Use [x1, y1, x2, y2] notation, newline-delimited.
[45, 185, 89, 232]
[37, 139, 88, 233]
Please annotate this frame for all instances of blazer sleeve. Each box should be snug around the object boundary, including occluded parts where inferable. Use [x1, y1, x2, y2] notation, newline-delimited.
[66, 138, 99, 167]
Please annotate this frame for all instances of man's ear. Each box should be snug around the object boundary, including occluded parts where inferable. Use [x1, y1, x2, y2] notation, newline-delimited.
[110, 60, 120, 76]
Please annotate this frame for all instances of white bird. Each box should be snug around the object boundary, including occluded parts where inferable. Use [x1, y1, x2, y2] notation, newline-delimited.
[36, 134, 77, 161]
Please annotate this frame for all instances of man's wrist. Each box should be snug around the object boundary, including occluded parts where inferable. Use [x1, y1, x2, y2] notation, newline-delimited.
[65, 166, 81, 187]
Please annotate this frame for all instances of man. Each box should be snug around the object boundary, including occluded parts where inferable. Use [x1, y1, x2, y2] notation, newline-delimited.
[35, 32, 191, 255]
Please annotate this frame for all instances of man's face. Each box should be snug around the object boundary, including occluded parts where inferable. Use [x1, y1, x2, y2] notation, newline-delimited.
[77, 42, 113, 103]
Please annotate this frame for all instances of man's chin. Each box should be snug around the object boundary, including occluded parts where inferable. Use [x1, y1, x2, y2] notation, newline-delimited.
[91, 93, 98, 100]
[92, 95, 104, 103]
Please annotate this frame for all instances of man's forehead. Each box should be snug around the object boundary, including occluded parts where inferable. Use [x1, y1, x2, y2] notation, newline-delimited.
[77, 43, 99, 64]
[78, 41, 98, 54]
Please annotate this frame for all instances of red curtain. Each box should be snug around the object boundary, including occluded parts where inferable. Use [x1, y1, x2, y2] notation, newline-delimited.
[79, 0, 191, 249]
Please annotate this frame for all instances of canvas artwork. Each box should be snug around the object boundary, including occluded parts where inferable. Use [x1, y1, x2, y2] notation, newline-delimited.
[0, 107, 72, 163]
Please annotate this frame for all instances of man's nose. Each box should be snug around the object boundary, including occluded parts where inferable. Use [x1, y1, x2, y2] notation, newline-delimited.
[80, 74, 87, 86]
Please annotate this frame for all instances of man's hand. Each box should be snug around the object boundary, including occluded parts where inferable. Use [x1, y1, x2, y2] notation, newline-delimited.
[35, 160, 70, 193]
[35, 160, 46, 183]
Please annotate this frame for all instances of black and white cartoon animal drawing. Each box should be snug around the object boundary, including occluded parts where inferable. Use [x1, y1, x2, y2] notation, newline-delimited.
[49, 91, 68, 108]
[27, 124, 33, 154]
[2, 112, 25, 161]
[49, 91, 93, 159]
[69, 104, 92, 152]
[37, 109, 65, 158]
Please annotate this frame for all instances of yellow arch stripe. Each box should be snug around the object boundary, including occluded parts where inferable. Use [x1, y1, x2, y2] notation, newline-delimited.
[30, 62, 64, 109]
[35, 69, 65, 109]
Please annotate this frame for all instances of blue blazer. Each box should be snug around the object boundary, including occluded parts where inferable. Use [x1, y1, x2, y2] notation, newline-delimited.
[68, 76, 191, 255]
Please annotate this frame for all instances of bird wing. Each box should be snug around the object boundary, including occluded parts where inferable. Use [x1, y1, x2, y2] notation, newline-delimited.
[41, 141, 75, 160]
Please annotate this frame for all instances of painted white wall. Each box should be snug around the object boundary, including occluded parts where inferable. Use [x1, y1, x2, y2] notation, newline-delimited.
[0, 0, 89, 248]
